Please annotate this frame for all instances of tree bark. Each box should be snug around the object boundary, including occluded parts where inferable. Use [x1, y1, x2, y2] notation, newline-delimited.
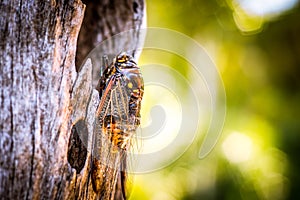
[0, 0, 145, 199]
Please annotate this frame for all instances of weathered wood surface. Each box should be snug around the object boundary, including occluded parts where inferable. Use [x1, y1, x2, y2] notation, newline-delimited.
[0, 0, 145, 199]
[76, 0, 145, 86]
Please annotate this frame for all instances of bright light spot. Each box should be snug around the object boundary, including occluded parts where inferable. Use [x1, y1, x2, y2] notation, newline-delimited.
[231, 0, 298, 33]
[236, 0, 298, 16]
[222, 132, 253, 163]
[139, 84, 182, 154]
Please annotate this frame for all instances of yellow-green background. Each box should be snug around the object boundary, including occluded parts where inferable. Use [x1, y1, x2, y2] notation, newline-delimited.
[130, 0, 300, 199]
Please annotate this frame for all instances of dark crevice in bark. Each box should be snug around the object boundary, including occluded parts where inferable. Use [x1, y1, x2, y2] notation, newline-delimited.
[28, 66, 38, 200]
[85, 166, 91, 199]
[27, 120, 35, 200]
[59, 43, 68, 85]
[55, 165, 66, 200]
[73, 173, 79, 199]
[55, 125, 62, 144]
[133, 1, 138, 13]
[9, 55, 15, 197]
[16, 1, 22, 46]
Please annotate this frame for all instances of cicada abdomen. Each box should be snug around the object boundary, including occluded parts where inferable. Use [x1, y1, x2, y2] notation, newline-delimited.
[91, 52, 143, 199]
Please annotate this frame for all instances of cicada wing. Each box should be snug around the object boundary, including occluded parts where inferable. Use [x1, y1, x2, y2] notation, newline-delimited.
[92, 77, 118, 198]
[91, 76, 135, 199]
[112, 78, 142, 200]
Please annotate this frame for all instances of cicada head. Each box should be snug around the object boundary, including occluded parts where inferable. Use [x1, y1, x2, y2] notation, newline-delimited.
[115, 52, 137, 69]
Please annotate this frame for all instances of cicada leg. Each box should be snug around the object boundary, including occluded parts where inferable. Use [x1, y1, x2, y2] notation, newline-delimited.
[101, 55, 109, 77]
[96, 55, 114, 97]
[91, 158, 105, 193]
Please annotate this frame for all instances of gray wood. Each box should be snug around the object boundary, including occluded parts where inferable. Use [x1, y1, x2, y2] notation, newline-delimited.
[0, 0, 145, 199]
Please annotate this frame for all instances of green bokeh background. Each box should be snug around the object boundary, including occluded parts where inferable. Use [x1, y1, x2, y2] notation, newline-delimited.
[130, 0, 300, 199]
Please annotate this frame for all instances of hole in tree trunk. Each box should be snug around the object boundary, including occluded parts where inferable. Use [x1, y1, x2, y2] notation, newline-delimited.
[67, 119, 88, 173]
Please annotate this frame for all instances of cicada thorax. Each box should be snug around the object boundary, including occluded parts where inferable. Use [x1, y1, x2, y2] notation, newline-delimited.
[115, 55, 144, 127]
[91, 53, 144, 199]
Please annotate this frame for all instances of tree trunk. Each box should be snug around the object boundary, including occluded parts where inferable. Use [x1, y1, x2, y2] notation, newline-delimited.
[0, 0, 145, 199]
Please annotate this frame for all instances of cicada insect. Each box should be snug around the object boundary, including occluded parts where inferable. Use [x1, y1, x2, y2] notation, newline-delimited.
[91, 52, 143, 200]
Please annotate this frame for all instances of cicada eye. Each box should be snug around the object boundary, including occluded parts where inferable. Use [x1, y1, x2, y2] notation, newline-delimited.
[116, 53, 129, 63]
[115, 52, 137, 70]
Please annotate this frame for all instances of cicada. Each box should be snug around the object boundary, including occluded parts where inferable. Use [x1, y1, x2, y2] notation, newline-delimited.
[91, 52, 143, 200]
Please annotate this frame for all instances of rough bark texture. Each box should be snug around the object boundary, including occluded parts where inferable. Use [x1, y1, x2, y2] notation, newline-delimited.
[76, 0, 145, 69]
[76, 0, 145, 87]
[0, 0, 145, 199]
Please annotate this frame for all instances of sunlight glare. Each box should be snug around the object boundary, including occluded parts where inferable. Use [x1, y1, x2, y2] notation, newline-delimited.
[222, 132, 253, 163]
[236, 0, 298, 16]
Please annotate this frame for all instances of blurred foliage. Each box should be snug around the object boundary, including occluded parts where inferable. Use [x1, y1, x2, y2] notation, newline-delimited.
[130, 0, 300, 199]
